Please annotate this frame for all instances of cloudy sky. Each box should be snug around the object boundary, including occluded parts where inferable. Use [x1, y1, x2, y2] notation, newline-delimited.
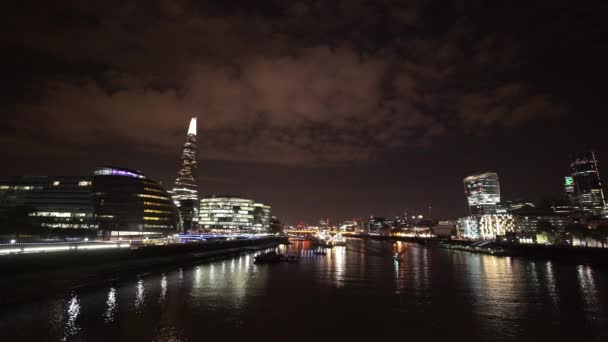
[2, 0, 607, 223]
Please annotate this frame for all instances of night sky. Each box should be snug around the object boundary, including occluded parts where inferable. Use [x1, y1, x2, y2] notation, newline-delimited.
[2, 1, 607, 224]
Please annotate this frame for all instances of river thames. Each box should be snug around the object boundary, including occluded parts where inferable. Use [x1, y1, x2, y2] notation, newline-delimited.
[1, 239, 607, 341]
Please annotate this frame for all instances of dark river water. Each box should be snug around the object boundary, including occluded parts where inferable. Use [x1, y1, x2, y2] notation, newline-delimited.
[1, 239, 607, 341]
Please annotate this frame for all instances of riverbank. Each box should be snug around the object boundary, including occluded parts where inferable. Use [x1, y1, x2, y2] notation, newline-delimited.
[0, 237, 287, 307]
[350, 234, 608, 265]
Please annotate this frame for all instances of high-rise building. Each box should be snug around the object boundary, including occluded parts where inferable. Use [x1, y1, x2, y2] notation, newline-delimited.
[172, 117, 199, 231]
[463, 172, 501, 215]
[568, 151, 605, 214]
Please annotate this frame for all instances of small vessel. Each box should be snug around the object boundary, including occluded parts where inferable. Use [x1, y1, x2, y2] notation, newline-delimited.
[254, 251, 283, 263]
[284, 254, 300, 263]
[313, 250, 327, 256]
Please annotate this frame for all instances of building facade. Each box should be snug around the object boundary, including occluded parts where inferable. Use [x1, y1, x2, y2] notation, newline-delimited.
[0, 176, 97, 232]
[171, 117, 199, 230]
[199, 196, 270, 233]
[463, 172, 501, 215]
[93, 167, 180, 237]
[568, 151, 605, 214]
[479, 214, 515, 239]
[457, 216, 480, 239]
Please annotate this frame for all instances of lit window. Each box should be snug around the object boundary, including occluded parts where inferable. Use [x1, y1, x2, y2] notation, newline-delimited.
[52, 181, 60, 186]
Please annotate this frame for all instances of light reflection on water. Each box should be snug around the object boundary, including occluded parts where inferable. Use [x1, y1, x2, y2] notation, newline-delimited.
[159, 274, 167, 303]
[62, 294, 80, 341]
[134, 279, 145, 310]
[104, 287, 117, 323]
[0, 239, 607, 341]
[578, 264, 601, 314]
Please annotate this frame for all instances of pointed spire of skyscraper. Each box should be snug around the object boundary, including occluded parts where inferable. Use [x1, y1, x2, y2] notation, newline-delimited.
[187, 117, 197, 136]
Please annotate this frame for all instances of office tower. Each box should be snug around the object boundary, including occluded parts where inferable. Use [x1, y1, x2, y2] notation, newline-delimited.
[463, 172, 501, 215]
[568, 151, 605, 214]
[199, 195, 271, 233]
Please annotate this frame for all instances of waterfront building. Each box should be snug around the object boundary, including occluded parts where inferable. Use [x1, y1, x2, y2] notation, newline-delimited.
[479, 214, 515, 239]
[463, 172, 501, 215]
[171, 117, 199, 230]
[568, 151, 606, 214]
[93, 167, 180, 237]
[457, 216, 480, 239]
[198, 195, 270, 233]
[434, 220, 457, 238]
[0, 176, 97, 232]
[511, 206, 571, 233]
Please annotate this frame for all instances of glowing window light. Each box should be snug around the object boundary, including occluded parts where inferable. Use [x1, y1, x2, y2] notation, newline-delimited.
[144, 209, 171, 214]
[143, 216, 169, 221]
[138, 194, 170, 200]
[52, 181, 60, 186]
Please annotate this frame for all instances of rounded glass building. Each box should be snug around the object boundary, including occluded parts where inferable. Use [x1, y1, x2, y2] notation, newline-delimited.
[93, 167, 180, 237]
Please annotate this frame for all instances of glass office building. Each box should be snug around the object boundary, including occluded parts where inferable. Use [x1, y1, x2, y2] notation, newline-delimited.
[568, 151, 605, 214]
[0, 176, 97, 231]
[93, 167, 180, 237]
[463, 172, 501, 215]
[199, 196, 270, 233]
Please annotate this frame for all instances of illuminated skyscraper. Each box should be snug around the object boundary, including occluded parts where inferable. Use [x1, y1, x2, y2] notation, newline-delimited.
[569, 151, 605, 214]
[463, 172, 501, 215]
[172, 117, 199, 230]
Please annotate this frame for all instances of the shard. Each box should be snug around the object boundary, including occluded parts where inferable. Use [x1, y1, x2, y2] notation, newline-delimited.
[172, 117, 199, 231]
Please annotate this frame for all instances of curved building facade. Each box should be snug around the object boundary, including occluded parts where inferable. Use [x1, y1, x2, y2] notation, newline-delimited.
[199, 196, 270, 233]
[93, 167, 180, 236]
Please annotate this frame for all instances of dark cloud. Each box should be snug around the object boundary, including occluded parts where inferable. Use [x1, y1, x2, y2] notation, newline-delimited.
[3, 0, 573, 165]
[2, 0, 607, 221]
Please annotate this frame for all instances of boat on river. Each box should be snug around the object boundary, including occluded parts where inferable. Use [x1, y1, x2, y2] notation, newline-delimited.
[254, 251, 283, 263]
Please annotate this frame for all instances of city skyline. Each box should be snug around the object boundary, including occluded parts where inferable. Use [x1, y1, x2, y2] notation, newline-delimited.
[2, 1, 607, 223]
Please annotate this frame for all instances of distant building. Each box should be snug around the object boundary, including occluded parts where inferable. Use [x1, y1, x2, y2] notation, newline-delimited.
[434, 220, 457, 238]
[510, 206, 571, 233]
[0, 176, 97, 231]
[463, 172, 501, 215]
[0, 167, 180, 237]
[199, 195, 270, 233]
[457, 216, 480, 239]
[479, 214, 515, 239]
[93, 167, 181, 237]
[171, 117, 199, 231]
[568, 151, 606, 214]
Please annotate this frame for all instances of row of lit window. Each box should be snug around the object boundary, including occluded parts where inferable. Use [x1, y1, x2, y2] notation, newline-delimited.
[142, 224, 174, 229]
[143, 216, 170, 221]
[143, 201, 171, 207]
[0, 185, 43, 191]
[137, 194, 170, 200]
[41, 223, 98, 229]
[144, 187, 163, 193]
[143, 209, 172, 214]
[29, 211, 89, 218]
